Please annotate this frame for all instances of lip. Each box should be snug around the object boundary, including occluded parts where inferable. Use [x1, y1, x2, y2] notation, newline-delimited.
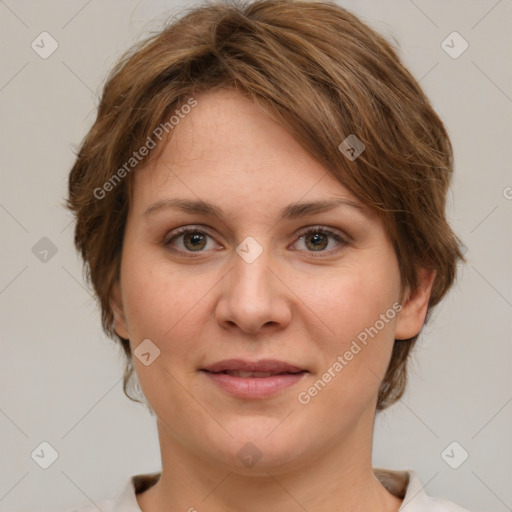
[202, 358, 305, 373]
[200, 359, 308, 399]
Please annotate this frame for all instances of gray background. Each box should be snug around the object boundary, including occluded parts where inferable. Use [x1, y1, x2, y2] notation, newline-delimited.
[0, 0, 511, 510]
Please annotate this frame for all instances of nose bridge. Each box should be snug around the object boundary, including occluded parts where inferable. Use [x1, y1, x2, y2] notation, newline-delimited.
[234, 242, 272, 296]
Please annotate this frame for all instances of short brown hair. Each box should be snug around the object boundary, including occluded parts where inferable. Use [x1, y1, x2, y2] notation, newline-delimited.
[66, 0, 464, 411]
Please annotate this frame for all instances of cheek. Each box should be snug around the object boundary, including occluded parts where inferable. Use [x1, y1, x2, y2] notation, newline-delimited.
[307, 261, 400, 391]
[120, 252, 209, 403]
[120, 247, 208, 347]
[302, 263, 399, 344]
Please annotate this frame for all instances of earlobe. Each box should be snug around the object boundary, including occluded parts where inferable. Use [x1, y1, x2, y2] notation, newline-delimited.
[110, 281, 130, 340]
[394, 268, 436, 341]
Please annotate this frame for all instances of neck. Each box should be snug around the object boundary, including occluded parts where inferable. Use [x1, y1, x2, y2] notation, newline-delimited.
[136, 412, 402, 512]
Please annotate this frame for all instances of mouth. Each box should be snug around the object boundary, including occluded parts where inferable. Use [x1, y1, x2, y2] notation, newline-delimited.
[200, 359, 308, 399]
[201, 358, 306, 374]
[203, 370, 305, 378]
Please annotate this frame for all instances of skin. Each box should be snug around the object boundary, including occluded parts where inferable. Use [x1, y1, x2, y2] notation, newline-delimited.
[111, 88, 435, 512]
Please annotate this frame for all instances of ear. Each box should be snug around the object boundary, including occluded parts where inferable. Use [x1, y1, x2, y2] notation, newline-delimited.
[395, 268, 436, 340]
[110, 280, 130, 340]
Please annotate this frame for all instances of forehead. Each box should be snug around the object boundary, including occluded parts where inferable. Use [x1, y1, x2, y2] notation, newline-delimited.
[129, 89, 364, 217]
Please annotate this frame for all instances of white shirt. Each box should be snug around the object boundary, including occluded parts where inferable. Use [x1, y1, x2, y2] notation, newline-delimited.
[66, 469, 471, 511]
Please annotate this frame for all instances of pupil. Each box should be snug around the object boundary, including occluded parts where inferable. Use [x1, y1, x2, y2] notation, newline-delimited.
[308, 233, 327, 250]
[186, 232, 205, 250]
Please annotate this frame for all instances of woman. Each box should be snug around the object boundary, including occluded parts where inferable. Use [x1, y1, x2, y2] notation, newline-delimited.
[66, 1, 468, 510]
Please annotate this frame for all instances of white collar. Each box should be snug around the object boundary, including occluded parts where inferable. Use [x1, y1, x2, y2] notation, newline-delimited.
[105, 468, 469, 511]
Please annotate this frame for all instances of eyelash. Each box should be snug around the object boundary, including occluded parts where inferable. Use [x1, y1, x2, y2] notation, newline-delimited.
[163, 225, 349, 258]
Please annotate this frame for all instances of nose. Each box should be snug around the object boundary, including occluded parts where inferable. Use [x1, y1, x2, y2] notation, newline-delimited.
[215, 244, 292, 335]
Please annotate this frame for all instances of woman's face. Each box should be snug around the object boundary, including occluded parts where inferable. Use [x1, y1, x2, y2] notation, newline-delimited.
[112, 88, 428, 474]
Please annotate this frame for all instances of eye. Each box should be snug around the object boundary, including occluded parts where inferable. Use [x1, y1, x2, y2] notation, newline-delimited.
[291, 226, 348, 255]
[163, 225, 348, 256]
[164, 226, 219, 254]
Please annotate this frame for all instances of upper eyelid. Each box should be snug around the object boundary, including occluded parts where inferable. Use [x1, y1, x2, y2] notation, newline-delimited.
[295, 225, 347, 238]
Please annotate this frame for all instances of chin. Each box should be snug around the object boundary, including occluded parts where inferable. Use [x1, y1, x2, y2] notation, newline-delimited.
[199, 422, 310, 474]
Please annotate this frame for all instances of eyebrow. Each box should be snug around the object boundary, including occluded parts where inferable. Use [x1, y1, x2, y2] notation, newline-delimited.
[143, 197, 368, 220]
